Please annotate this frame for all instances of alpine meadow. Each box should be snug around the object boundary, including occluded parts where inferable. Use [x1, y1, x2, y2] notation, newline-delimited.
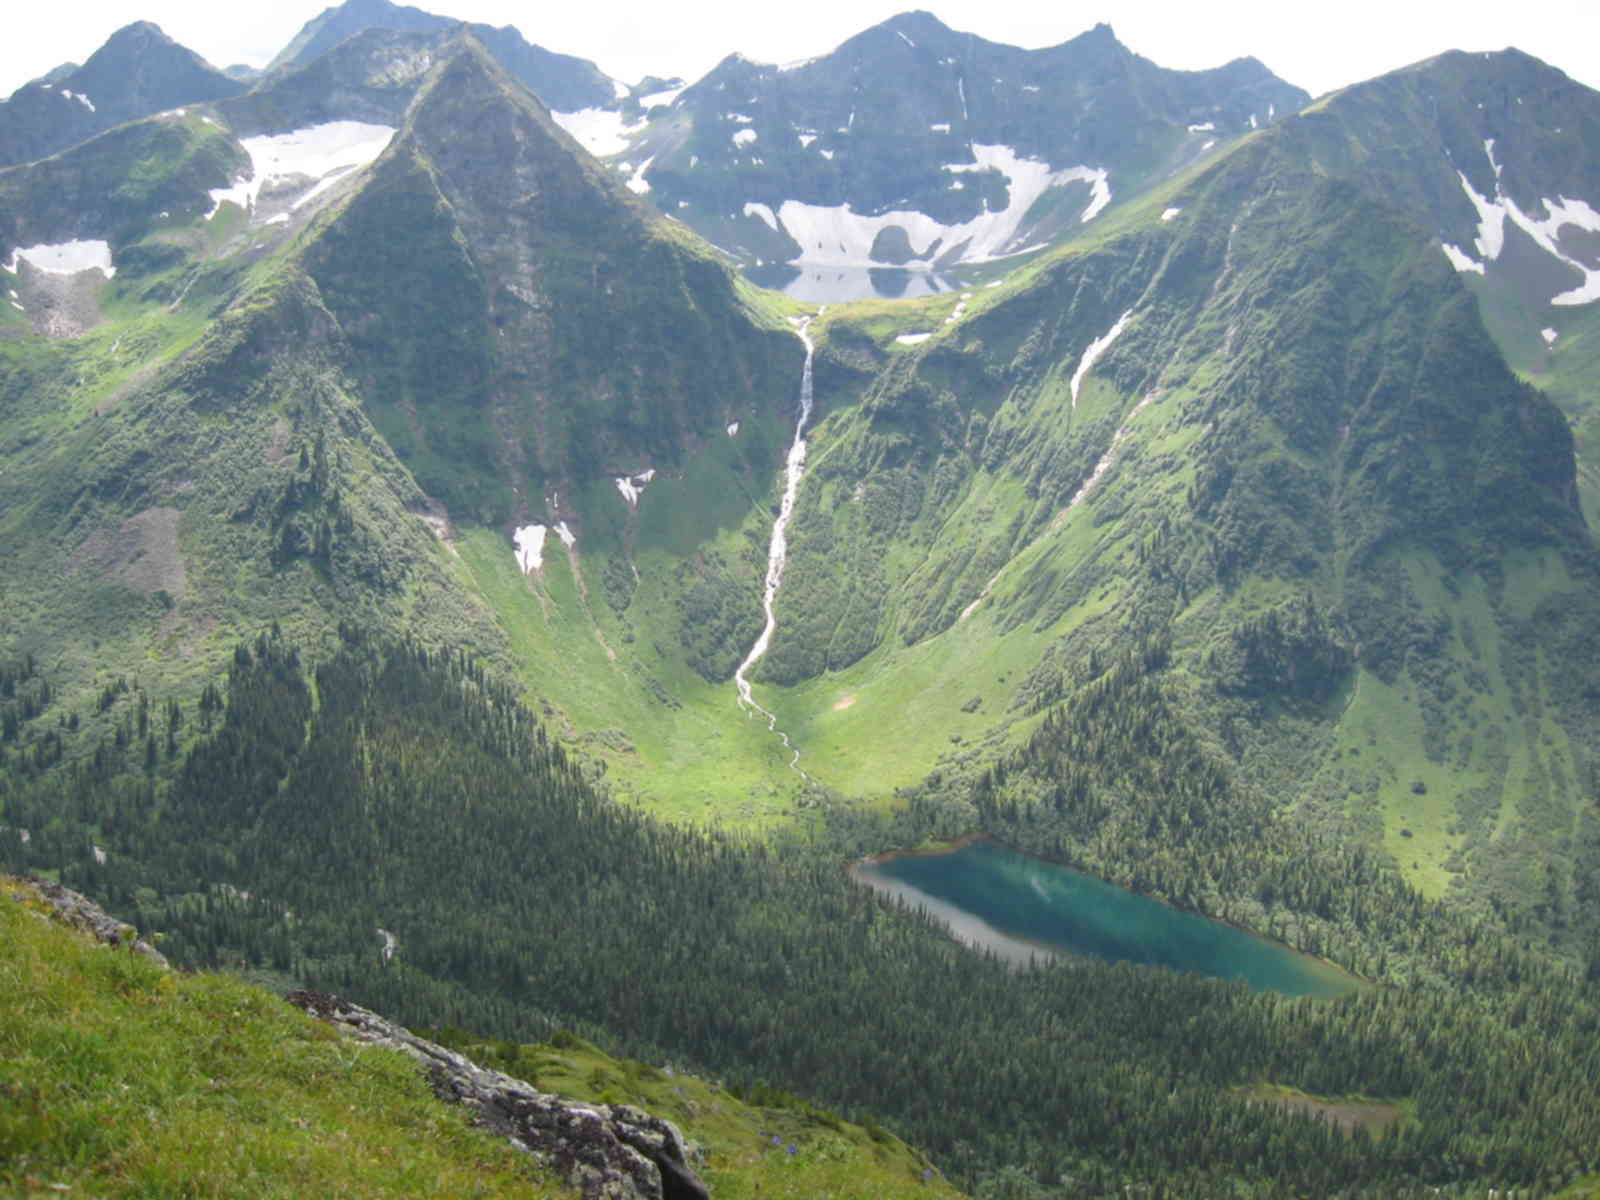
[3, 4, 1600, 1197]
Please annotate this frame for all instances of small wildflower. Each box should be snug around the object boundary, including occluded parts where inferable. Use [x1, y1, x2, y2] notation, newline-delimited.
[787, 1144, 797, 1156]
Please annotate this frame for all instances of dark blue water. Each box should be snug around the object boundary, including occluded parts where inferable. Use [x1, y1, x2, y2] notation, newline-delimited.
[853, 840, 1358, 998]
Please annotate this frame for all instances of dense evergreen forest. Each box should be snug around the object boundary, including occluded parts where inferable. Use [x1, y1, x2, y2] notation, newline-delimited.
[2, 632, 1598, 1196]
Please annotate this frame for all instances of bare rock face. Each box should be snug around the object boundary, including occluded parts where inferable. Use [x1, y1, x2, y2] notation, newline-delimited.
[286, 989, 710, 1200]
[13, 876, 170, 966]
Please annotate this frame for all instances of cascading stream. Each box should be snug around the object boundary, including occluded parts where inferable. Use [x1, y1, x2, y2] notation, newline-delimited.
[734, 311, 821, 776]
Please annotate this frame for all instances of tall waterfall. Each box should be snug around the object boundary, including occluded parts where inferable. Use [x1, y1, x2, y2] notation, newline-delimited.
[734, 312, 819, 775]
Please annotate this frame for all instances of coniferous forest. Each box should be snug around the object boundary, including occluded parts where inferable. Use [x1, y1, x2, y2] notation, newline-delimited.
[3, 630, 1598, 1197]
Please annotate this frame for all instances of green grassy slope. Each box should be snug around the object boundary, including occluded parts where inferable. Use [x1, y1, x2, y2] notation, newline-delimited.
[0, 875, 571, 1198]
[430, 1030, 960, 1200]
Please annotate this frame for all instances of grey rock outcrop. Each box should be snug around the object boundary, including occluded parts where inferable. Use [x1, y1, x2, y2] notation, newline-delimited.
[12, 875, 170, 966]
[286, 989, 709, 1200]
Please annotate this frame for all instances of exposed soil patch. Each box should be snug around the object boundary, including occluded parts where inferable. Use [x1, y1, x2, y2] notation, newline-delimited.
[68, 506, 187, 601]
[832, 693, 857, 711]
[15, 266, 104, 339]
[1245, 1086, 1403, 1136]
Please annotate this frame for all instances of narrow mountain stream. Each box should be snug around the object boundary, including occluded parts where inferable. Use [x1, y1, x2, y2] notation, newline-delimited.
[734, 312, 820, 775]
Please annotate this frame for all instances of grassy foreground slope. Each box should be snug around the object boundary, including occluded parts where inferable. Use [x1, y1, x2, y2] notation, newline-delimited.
[0, 874, 570, 1198]
[1, 872, 960, 1199]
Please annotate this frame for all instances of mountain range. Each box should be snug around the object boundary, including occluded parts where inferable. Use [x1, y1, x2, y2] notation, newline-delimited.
[3, 3, 1600, 1194]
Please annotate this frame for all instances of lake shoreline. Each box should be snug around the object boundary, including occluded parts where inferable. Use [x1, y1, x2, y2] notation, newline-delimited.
[851, 831, 1365, 993]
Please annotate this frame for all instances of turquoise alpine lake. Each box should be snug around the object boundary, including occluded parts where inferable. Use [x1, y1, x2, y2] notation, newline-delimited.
[851, 839, 1360, 998]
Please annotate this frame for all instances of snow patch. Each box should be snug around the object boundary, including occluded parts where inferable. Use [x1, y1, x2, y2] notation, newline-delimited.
[958, 78, 967, 120]
[9, 301, 22, 312]
[1542, 327, 1559, 345]
[555, 521, 577, 548]
[639, 84, 685, 108]
[1249, 113, 1258, 130]
[1161, 207, 1182, 221]
[625, 155, 654, 194]
[743, 201, 779, 232]
[1454, 172, 1600, 304]
[207, 121, 395, 220]
[1484, 138, 1502, 179]
[1070, 310, 1134, 409]
[61, 89, 94, 112]
[727, 421, 740, 436]
[615, 470, 655, 508]
[5, 239, 115, 277]
[551, 108, 643, 156]
[513, 525, 547, 573]
[728, 112, 753, 123]
[1187, 122, 1215, 132]
[765, 145, 1108, 271]
[264, 212, 290, 225]
[819, 149, 834, 160]
[896, 31, 916, 49]
[1440, 242, 1485, 274]
[1201, 140, 1216, 151]
[895, 332, 933, 345]
[930, 122, 950, 133]
[611, 78, 630, 101]
[798, 133, 816, 148]
[732, 128, 758, 148]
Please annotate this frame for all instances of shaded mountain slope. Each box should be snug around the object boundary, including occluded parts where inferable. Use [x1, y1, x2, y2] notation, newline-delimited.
[268, 0, 620, 112]
[1273, 48, 1600, 527]
[617, 12, 1308, 284]
[759, 60, 1600, 928]
[0, 22, 244, 168]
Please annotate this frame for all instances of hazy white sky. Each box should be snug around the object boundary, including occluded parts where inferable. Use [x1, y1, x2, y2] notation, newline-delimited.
[4, 0, 1597, 104]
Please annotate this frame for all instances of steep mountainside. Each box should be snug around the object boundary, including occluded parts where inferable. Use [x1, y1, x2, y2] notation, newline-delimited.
[752, 53, 1600, 933]
[0, 22, 245, 168]
[1275, 49, 1600, 527]
[0, 32, 799, 813]
[605, 13, 1307, 296]
[268, 0, 622, 112]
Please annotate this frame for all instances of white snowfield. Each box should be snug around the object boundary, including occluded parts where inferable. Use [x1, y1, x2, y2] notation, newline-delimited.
[1161, 207, 1183, 221]
[1441, 143, 1600, 305]
[638, 85, 685, 109]
[1070, 310, 1134, 409]
[615, 468, 656, 508]
[742, 202, 779, 232]
[732, 128, 758, 148]
[1542, 328, 1559, 345]
[552, 108, 643, 156]
[895, 331, 934, 344]
[625, 156, 654, 194]
[207, 122, 396, 220]
[61, 89, 94, 112]
[4, 239, 116, 278]
[513, 524, 547, 573]
[555, 521, 577, 548]
[760, 145, 1110, 270]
